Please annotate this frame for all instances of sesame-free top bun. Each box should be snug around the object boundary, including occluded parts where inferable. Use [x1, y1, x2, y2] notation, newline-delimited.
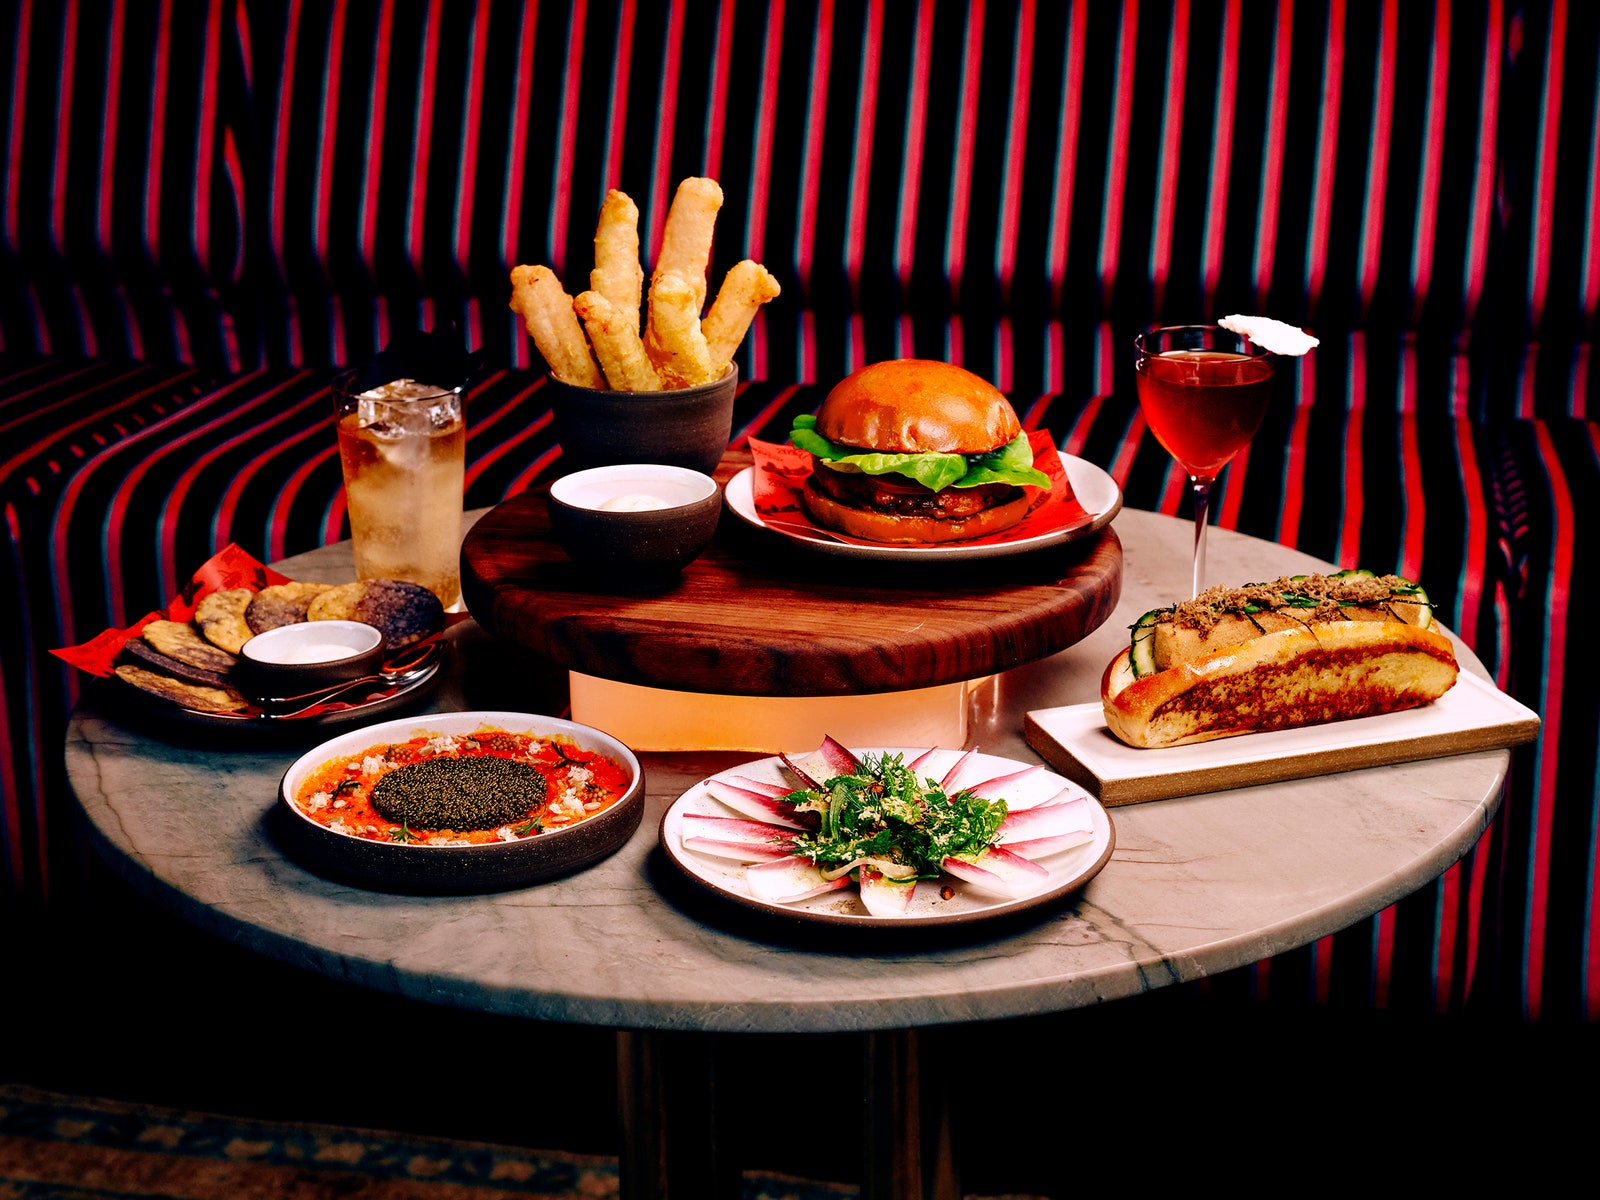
[814, 359, 1022, 454]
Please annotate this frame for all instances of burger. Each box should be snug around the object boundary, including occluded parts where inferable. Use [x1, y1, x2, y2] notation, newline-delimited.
[788, 359, 1052, 544]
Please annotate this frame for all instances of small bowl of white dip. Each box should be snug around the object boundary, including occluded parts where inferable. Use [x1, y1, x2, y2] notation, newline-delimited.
[235, 619, 386, 701]
[546, 463, 722, 580]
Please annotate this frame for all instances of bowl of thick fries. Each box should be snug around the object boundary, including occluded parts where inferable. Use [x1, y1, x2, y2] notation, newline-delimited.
[510, 177, 781, 476]
[543, 365, 738, 477]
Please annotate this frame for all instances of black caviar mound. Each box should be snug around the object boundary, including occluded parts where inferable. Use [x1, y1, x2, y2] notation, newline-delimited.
[369, 757, 547, 832]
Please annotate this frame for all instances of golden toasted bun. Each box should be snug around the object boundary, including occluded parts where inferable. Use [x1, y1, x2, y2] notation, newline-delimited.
[814, 359, 1021, 454]
[800, 483, 1032, 544]
[1101, 620, 1461, 749]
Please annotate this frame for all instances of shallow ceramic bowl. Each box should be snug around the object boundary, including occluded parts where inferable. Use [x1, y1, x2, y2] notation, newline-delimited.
[547, 364, 737, 475]
[235, 620, 385, 701]
[547, 464, 722, 577]
[275, 711, 645, 893]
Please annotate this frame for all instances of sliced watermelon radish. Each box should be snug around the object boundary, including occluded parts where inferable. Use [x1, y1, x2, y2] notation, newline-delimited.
[938, 747, 983, 791]
[746, 857, 851, 903]
[858, 869, 917, 917]
[808, 735, 862, 777]
[996, 794, 1093, 843]
[680, 813, 797, 861]
[940, 846, 1051, 898]
[1000, 830, 1096, 860]
[777, 753, 825, 791]
[722, 774, 792, 798]
[704, 778, 807, 829]
[963, 763, 1047, 802]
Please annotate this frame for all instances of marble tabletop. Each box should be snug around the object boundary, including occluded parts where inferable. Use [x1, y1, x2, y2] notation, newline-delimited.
[65, 509, 1510, 1034]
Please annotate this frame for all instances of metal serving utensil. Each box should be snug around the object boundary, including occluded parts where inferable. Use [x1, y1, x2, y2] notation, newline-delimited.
[254, 638, 446, 717]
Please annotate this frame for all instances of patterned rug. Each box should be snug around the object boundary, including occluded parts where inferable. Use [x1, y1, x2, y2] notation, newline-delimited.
[0, 1083, 858, 1200]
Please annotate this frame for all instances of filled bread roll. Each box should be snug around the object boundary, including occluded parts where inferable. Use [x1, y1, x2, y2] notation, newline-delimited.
[1101, 571, 1460, 749]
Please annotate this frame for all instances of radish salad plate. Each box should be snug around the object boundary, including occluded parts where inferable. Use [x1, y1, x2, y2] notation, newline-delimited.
[659, 737, 1115, 929]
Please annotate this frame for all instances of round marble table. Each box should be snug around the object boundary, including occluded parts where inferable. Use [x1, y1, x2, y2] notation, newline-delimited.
[64, 508, 1510, 1198]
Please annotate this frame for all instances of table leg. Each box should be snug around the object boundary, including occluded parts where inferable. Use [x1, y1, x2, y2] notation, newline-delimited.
[616, 1029, 740, 1200]
[861, 1029, 959, 1200]
[618, 1027, 956, 1199]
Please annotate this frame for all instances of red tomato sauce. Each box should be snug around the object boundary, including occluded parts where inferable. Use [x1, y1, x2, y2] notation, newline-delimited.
[292, 729, 630, 844]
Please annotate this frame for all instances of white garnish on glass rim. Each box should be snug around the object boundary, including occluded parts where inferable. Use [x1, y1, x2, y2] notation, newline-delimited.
[1218, 315, 1320, 356]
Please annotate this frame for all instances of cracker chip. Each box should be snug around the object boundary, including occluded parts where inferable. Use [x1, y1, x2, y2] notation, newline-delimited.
[142, 619, 239, 673]
[121, 638, 235, 689]
[194, 587, 255, 654]
[246, 581, 330, 634]
[115, 664, 250, 713]
[309, 579, 443, 648]
[305, 581, 364, 623]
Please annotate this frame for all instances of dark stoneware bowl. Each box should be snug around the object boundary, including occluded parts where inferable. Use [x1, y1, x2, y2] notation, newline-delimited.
[547, 364, 737, 476]
[275, 711, 644, 893]
[546, 464, 721, 578]
[236, 620, 385, 702]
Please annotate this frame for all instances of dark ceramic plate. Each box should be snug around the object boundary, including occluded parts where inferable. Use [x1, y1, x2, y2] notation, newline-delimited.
[277, 711, 645, 893]
[659, 747, 1115, 929]
[116, 654, 443, 730]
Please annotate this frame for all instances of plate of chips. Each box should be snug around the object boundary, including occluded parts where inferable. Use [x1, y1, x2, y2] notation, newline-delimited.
[55, 548, 451, 729]
[113, 577, 447, 726]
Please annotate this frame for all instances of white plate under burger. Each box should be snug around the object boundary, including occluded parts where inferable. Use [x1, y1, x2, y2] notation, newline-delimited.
[722, 455, 1122, 562]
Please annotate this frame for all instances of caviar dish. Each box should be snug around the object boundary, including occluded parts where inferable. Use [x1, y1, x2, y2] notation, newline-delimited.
[276, 711, 644, 893]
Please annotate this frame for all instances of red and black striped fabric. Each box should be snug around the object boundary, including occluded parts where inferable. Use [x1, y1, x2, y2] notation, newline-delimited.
[11, 0, 1580, 380]
[1, 0, 1594, 1028]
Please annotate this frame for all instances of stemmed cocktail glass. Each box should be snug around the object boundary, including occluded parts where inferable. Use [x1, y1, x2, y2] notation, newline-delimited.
[1133, 325, 1274, 598]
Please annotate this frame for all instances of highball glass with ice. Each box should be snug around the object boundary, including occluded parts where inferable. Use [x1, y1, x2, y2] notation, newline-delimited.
[334, 375, 467, 609]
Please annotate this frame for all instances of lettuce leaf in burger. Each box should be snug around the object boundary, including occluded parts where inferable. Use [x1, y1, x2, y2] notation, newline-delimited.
[789, 359, 1051, 544]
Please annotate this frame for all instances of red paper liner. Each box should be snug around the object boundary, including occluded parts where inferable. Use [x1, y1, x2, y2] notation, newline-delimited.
[748, 430, 1089, 546]
[52, 545, 295, 678]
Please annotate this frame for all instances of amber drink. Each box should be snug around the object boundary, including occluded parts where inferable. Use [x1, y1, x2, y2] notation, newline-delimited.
[334, 376, 466, 609]
[1134, 326, 1274, 597]
[1135, 350, 1273, 475]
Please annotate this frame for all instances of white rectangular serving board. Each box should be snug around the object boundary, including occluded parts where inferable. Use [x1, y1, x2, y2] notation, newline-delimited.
[1023, 670, 1541, 806]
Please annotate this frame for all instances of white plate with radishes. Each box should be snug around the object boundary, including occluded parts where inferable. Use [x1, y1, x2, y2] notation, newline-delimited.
[659, 737, 1115, 929]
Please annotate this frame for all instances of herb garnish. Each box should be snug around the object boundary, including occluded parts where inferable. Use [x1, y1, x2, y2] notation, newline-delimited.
[781, 752, 1008, 880]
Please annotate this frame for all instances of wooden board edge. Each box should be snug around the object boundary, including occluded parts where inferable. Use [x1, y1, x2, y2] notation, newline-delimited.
[1023, 710, 1541, 807]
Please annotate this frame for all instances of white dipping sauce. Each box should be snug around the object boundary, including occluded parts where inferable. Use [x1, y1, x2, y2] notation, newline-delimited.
[598, 492, 671, 512]
[276, 643, 362, 664]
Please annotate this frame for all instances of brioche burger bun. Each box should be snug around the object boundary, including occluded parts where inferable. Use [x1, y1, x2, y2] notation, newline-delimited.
[789, 359, 1052, 544]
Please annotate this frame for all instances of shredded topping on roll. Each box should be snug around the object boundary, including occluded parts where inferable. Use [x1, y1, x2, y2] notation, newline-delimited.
[1166, 573, 1422, 632]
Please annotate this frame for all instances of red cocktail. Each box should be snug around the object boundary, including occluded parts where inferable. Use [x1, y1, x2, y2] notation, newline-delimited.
[1134, 326, 1274, 597]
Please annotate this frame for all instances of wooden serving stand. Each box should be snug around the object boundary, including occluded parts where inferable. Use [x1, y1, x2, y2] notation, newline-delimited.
[459, 451, 1123, 751]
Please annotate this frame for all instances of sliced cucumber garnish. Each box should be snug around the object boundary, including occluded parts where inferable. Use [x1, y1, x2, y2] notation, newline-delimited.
[1389, 581, 1433, 628]
[1130, 609, 1164, 678]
